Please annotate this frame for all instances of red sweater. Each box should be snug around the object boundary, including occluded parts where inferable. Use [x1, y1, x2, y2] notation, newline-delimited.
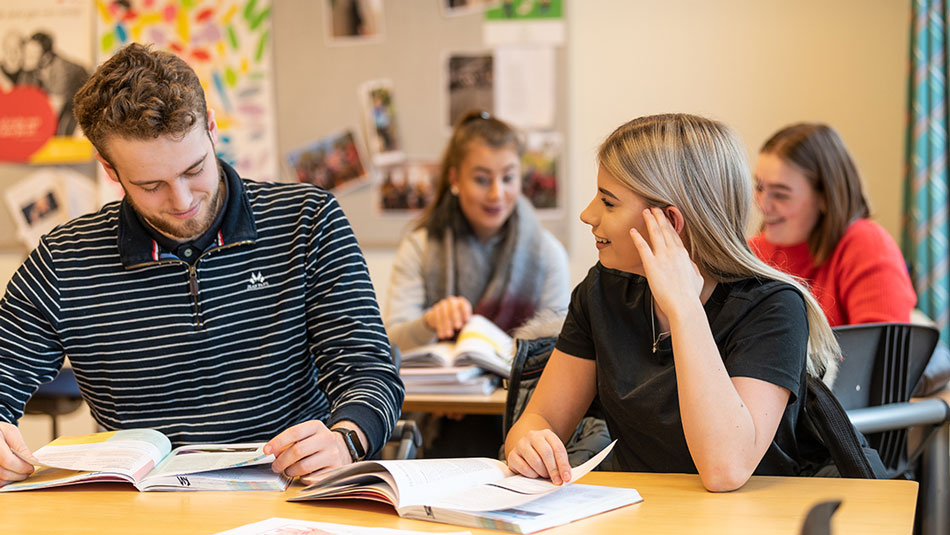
[750, 219, 916, 327]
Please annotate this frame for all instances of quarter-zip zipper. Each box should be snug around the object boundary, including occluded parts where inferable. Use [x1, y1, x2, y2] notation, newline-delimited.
[188, 264, 201, 327]
[126, 240, 254, 328]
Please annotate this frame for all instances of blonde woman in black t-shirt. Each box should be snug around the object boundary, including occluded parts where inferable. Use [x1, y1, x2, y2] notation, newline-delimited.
[504, 114, 840, 492]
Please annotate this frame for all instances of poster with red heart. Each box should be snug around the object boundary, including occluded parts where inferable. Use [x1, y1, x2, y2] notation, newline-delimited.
[0, 0, 93, 163]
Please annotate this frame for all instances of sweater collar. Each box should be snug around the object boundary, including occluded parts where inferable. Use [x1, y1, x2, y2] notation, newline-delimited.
[117, 160, 258, 267]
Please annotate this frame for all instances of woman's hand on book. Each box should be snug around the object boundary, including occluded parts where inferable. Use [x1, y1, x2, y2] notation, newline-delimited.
[264, 420, 357, 480]
[424, 296, 473, 340]
[506, 429, 572, 486]
[0, 422, 37, 486]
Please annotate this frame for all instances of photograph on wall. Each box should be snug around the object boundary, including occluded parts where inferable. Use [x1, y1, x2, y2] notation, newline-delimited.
[377, 158, 439, 214]
[4, 167, 96, 249]
[446, 52, 493, 127]
[359, 79, 404, 166]
[324, 0, 385, 45]
[521, 131, 560, 211]
[483, 0, 564, 46]
[441, 0, 499, 17]
[0, 0, 94, 164]
[95, 0, 279, 191]
[286, 130, 369, 194]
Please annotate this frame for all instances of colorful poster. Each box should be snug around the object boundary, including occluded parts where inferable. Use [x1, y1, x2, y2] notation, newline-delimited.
[0, 0, 94, 164]
[483, 0, 564, 46]
[95, 0, 278, 182]
[442, 0, 498, 18]
[286, 130, 369, 194]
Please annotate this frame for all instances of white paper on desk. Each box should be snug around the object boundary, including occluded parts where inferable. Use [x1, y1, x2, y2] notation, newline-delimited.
[426, 440, 617, 512]
[212, 517, 471, 535]
[493, 46, 555, 130]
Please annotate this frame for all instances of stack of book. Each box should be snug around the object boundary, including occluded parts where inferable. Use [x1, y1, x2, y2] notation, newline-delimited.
[400, 365, 498, 395]
[399, 314, 515, 395]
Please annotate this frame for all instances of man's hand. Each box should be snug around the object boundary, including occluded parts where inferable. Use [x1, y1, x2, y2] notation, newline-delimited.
[264, 420, 366, 482]
[0, 422, 37, 486]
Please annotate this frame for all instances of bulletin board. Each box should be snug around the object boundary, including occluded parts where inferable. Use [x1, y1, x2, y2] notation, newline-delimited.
[270, 0, 569, 247]
[0, 0, 569, 253]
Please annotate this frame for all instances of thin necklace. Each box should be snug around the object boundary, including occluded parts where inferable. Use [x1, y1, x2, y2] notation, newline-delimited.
[651, 298, 671, 353]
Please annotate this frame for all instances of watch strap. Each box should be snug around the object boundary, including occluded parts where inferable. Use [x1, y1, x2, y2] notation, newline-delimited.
[331, 427, 366, 461]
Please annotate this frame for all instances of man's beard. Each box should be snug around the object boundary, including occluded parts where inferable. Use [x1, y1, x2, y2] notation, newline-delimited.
[130, 161, 225, 242]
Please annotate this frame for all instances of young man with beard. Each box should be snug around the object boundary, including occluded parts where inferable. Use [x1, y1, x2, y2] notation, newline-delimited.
[0, 43, 403, 486]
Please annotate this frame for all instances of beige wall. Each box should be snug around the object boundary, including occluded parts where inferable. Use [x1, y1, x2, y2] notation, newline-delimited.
[565, 0, 909, 282]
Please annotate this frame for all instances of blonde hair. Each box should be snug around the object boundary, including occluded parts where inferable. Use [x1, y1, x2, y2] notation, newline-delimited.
[598, 113, 839, 381]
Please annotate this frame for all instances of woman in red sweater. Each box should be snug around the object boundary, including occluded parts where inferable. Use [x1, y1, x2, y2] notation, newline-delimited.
[749, 123, 916, 327]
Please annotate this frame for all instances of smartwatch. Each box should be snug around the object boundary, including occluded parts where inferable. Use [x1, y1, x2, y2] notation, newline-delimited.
[331, 427, 366, 462]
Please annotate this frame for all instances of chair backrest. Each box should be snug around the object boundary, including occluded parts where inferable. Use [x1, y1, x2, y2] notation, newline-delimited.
[831, 322, 940, 477]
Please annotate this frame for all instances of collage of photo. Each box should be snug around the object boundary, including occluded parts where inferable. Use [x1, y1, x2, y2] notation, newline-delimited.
[282, 0, 564, 223]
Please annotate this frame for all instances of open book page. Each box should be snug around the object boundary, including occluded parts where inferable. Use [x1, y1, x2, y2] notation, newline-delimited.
[400, 342, 455, 368]
[213, 517, 471, 535]
[375, 457, 512, 509]
[31, 429, 170, 481]
[145, 443, 272, 478]
[452, 315, 515, 377]
[425, 441, 617, 512]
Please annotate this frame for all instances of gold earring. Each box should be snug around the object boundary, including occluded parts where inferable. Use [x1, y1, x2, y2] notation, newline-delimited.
[450, 185, 460, 195]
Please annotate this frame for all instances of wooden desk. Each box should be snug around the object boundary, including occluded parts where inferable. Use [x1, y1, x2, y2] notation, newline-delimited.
[402, 388, 507, 415]
[0, 472, 917, 535]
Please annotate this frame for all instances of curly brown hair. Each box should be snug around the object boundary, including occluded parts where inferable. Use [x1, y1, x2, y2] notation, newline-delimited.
[73, 42, 207, 161]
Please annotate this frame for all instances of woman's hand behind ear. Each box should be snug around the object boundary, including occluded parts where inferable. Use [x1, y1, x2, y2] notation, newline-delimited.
[630, 207, 704, 313]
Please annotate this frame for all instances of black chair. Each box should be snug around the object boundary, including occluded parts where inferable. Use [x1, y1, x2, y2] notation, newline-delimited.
[831, 322, 939, 477]
[387, 343, 422, 460]
[831, 323, 950, 535]
[23, 367, 84, 439]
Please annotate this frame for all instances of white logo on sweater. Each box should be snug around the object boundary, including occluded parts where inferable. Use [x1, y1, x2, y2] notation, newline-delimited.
[246, 272, 269, 290]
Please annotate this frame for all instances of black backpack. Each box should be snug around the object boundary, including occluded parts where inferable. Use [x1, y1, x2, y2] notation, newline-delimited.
[801, 375, 888, 478]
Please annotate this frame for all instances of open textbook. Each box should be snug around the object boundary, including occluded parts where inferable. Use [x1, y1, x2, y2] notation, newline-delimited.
[289, 441, 641, 534]
[401, 315, 516, 378]
[0, 429, 290, 492]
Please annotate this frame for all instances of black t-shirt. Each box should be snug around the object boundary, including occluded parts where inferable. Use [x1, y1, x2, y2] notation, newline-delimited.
[556, 263, 810, 476]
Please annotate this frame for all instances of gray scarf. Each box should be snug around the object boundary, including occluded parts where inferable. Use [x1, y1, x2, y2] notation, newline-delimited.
[422, 196, 546, 333]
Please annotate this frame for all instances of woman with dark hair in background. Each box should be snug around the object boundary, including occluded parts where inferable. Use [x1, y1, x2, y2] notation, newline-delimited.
[386, 110, 569, 457]
[750, 123, 915, 327]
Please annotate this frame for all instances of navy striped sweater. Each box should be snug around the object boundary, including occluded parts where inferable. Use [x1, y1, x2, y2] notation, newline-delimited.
[0, 163, 404, 454]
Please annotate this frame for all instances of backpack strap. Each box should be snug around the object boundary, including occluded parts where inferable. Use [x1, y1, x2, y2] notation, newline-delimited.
[805, 375, 885, 478]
